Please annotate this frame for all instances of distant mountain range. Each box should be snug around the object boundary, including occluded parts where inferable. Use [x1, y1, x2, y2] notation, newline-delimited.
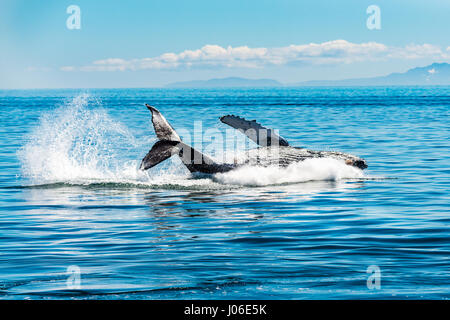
[165, 63, 450, 88]
[296, 62, 450, 86]
[167, 77, 282, 88]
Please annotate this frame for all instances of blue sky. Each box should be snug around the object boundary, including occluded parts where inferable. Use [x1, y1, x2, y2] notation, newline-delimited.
[1, 0, 449, 88]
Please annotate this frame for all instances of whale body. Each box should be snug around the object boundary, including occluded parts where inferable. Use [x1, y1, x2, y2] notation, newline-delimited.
[140, 104, 367, 174]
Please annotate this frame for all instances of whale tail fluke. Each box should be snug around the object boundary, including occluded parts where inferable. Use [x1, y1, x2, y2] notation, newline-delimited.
[139, 140, 179, 170]
[139, 105, 181, 170]
[140, 104, 218, 172]
[145, 104, 181, 142]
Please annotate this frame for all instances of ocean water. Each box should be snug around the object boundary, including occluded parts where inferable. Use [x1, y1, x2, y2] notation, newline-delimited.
[0, 87, 449, 299]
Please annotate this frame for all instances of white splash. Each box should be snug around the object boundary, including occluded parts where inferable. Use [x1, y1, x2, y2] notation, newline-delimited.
[19, 94, 145, 184]
[213, 158, 364, 186]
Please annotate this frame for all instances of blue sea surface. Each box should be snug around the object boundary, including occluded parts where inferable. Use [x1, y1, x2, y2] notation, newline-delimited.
[0, 87, 449, 299]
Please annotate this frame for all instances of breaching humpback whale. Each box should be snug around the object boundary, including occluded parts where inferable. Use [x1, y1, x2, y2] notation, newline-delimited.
[139, 104, 367, 174]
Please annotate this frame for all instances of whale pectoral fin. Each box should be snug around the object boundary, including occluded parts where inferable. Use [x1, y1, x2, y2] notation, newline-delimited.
[220, 115, 289, 147]
[139, 140, 180, 170]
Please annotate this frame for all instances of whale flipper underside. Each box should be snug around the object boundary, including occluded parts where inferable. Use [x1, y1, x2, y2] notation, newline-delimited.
[220, 115, 289, 147]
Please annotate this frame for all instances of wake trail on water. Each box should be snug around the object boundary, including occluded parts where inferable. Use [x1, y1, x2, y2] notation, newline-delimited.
[18, 94, 366, 189]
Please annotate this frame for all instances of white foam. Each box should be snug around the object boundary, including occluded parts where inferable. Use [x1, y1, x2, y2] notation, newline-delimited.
[213, 158, 364, 186]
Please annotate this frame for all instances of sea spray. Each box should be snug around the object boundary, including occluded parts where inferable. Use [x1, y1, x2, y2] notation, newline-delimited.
[18, 94, 146, 184]
[213, 158, 364, 186]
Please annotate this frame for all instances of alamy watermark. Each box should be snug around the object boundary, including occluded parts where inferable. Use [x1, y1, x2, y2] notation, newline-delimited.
[164, 124, 283, 166]
[66, 5, 81, 30]
[366, 5, 381, 30]
[366, 265, 381, 289]
[66, 265, 81, 289]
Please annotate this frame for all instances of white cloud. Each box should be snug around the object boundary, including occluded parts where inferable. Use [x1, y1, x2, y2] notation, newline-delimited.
[387, 43, 445, 60]
[26, 66, 52, 72]
[61, 40, 450, 72]
[59, 66, 75, 72]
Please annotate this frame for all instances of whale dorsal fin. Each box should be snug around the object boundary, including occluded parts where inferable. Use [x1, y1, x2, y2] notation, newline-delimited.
[220, 115, 289, 147]
[146, 104, 181, 142]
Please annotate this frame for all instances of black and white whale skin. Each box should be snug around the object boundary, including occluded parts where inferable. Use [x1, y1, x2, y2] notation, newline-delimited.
[140, 104, 367, 174]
